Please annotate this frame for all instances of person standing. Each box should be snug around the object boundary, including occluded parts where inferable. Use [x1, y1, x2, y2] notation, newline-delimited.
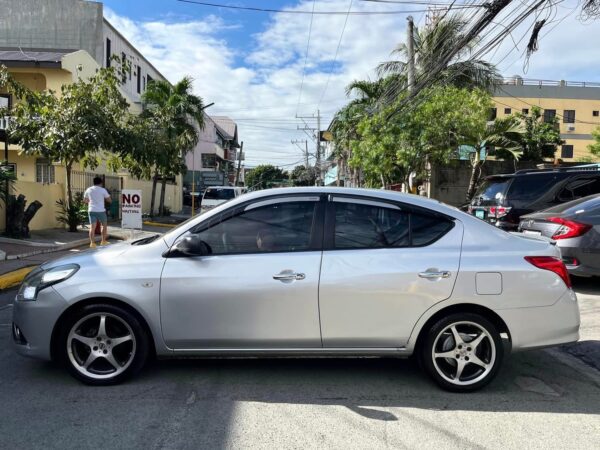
[83, 177, 112, 248]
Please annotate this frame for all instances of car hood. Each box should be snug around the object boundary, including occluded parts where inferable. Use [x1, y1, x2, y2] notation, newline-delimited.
[41, 241, 132, 270]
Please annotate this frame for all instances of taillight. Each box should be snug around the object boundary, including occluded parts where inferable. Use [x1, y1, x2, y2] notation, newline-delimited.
[547, 217, 592, 240]
[525, 256, 572, 288]
[489, 206, 511, 218]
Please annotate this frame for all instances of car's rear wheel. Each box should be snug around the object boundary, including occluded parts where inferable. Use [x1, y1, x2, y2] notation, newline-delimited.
[421, 313, 504, 392]
[57, 304, 149, 385]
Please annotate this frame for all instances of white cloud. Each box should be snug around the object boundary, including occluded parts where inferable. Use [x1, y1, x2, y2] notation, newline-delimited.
[105, 1, 600, 167]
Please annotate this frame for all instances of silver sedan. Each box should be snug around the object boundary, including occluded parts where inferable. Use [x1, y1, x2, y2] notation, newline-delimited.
[12, 187, 580, 391]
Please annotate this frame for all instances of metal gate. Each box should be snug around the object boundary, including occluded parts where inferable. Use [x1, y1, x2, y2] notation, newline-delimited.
[71, 170, 122, 220]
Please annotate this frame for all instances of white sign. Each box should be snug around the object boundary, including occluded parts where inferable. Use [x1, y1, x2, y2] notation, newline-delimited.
[121, 189, 142, 229]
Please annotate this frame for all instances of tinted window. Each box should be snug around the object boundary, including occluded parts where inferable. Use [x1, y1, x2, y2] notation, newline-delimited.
[204, 188, 236, 200]
[561, 145, 574, 158]
[472, 178, 512, 205]
[334, 202, 409, 249]
[194, 200, 317, 254]
[507, 174, 562, 207]
[411, 213, 454, 246]
[557, 177, 600, 202]
[543, 193, 600, 215]
[333, 201, 452, 249]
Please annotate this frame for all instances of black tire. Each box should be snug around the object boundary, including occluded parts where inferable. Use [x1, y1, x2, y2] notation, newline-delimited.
[56, 303, 150, 386]
[421, 313, 504, 392]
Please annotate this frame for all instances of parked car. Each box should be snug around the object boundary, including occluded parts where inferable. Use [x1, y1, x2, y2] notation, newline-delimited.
[200, 186, 246, 214]
[182, 191, 202, 209]
[469, 167, 600, 230]
[13, 187, 579, 391]
[519, 193, 600, 277]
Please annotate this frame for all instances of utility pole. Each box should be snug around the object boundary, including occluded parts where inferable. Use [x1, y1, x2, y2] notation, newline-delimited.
[291, 139, 309, 167]
[407, 16, 415, 93]
[235, 141, 244, 186]
[316, 109, 321, 185]
[305, 140, 309, 167]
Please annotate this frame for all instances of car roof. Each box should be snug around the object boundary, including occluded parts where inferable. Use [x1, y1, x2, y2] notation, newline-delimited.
[486, 168, 600, 180]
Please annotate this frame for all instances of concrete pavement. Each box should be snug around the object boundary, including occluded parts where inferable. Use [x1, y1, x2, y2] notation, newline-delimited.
[0, 282, 598, 449]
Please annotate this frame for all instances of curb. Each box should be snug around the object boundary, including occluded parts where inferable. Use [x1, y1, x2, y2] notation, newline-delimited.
[2, 238, 90, 261]
[143, 221, 178, 228]
[0, 266, 36, 291]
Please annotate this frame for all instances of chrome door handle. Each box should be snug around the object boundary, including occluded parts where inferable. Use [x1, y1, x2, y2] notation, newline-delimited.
[418, 270, 451, 279]
[273, 271, 306, 282]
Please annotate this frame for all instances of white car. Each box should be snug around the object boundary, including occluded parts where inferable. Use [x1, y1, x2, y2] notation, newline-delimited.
[13, 187, 580, 391]
[200, 186, 246, 214]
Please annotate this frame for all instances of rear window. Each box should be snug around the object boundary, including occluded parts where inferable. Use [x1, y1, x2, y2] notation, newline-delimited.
[507, 174, 563, 206]
[542, 194, 600, 215]
[472, 178, 511, 205]
[204, 188, 236, 200]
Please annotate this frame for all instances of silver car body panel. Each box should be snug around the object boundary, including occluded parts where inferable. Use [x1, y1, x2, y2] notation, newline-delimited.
[12, 187, 580, 361]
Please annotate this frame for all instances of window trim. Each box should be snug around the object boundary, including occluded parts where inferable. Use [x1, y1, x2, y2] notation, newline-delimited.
[174, 194, 327, 257]
[323, 194, 455, 251]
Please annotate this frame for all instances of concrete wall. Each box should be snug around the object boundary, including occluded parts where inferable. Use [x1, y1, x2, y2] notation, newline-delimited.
[0, 0, 103, 62]
[0, 181, 64, 231]
[429, 160, 539, 207]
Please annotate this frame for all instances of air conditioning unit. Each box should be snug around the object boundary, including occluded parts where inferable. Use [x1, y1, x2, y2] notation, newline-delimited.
[566, 124, 576, 131]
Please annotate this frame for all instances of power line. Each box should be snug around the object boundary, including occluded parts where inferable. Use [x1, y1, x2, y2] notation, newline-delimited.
[296, 0, 317, 116]
[318, 0, 354, 108]
[175, 0, 476, 15]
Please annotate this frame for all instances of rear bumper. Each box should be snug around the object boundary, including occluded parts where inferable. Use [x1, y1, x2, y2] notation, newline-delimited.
[559, 246, 600, 277]
[496, 289, 580, 351]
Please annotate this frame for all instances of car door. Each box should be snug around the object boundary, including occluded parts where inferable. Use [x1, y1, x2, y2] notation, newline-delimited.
[319, 195, 463, 348]
[160, 195, 324, 349]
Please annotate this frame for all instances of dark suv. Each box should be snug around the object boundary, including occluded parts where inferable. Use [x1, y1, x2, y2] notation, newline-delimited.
[469, 167, 600, 230]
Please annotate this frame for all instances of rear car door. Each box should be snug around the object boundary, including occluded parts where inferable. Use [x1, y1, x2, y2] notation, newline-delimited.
[318, 196, 463, 347]
[160, 195, 325, 349]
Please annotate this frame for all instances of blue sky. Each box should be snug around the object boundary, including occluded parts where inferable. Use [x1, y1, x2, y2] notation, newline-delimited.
[100, 0, 600, 167]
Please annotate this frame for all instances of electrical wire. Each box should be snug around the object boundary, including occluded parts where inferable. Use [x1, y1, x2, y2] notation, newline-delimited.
[296, 0, 317, 116]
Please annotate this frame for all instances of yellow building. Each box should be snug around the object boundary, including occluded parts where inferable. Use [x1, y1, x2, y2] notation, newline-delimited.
[492, 78, 600, 162]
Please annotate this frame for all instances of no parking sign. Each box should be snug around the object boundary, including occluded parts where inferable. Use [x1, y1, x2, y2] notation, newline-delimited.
[121, 190, 142, 229]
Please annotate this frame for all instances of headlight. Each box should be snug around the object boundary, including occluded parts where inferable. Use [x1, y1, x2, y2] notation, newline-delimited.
[18, 264, 79, 301]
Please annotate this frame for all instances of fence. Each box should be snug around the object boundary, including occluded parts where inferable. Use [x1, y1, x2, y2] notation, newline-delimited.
[71, 170, 121, 219]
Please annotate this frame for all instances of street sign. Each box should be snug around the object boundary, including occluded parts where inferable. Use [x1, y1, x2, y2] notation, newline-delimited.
[121, 189, 142, 229]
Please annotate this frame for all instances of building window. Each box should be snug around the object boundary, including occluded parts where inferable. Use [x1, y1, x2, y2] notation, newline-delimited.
[563, 110, 575, 123]
[201, 154, 217, 169]
[504, 107, 511, 115]
[36, 159, 55, 184]
[106, 38, 111, 67]
[488, 108, 497, 121]
[136, 66, 141, 94]
[561, 145, 574, 159]
[543, 109, 556, 123]
[121, 52, 127, 83]
[593, 110, 599, 117]
[143, 76, 146, 92]
[522, 108, 529, 115]
[0, 93, 11, 110]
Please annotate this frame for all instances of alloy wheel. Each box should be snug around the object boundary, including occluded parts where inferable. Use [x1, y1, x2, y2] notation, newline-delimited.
[67, 312, 137, 380]
[431, 321, 496, 386]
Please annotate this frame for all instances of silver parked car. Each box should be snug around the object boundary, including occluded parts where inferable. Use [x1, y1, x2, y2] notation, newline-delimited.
[519, 193, 600, 277]
[12, 188, 580, 391]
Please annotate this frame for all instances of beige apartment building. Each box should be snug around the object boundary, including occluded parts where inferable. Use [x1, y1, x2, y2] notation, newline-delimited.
[493, 78, 600, 162]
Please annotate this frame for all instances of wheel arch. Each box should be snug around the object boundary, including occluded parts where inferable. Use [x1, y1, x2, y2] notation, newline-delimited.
[50, 297, 157, 361]
[410, 303, 511, 355]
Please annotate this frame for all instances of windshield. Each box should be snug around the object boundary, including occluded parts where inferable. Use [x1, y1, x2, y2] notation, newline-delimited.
[472, 178, 512, 206]
[203, 188, 236, 200]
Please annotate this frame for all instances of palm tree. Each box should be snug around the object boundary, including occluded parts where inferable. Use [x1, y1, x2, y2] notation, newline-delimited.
[377, 15, 501, 95]
[142, 77, 204, 216]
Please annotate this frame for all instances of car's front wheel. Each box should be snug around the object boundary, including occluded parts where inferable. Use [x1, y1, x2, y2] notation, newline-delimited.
[57, 304, 150, 385]
[421, 313, 504, 392]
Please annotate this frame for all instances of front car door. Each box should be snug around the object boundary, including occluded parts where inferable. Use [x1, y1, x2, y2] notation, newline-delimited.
[160, 195, 325, 350]
[319, 195, 463, 348]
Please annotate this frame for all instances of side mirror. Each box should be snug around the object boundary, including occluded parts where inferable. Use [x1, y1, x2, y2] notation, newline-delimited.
[170, 235, 212, 257]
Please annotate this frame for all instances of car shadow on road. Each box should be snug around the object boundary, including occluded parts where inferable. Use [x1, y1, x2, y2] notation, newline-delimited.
[572, 276, 600, 295]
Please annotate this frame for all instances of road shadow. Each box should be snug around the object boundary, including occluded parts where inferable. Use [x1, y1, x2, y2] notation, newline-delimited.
[572, 276, 600, 295]
[562, 340, 600, 371]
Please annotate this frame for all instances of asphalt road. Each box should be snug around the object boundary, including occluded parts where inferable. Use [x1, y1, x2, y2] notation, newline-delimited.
[1, 282, 599, 450]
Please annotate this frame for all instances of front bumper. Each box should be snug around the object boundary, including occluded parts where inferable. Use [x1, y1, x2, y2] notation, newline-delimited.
[496, 289, 580, 351]
[12, 286, 69, 361]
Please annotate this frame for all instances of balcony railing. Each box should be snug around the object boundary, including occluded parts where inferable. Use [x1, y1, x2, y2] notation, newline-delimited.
[500, 77, 600, 88]
[0, 116, 11, 131]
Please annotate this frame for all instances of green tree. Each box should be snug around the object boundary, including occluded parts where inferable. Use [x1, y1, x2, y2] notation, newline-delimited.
[289, 165, 317, 186]
[377, 15, 501, 93]
[587, 127, 600, 160]
[246, 165, 288, 190]
[510, 106, 563, 161]
[0, 166, 16, 209]
[9, 65, 130, 231]
[142, 77, 204, 216]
